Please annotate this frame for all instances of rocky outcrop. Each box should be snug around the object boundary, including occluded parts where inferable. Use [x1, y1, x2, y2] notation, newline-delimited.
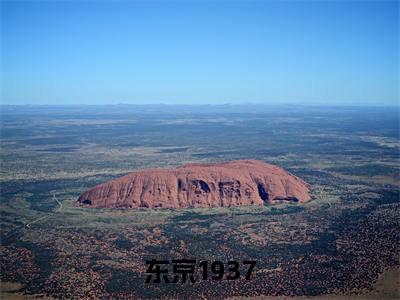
[77, 160, 311, 209]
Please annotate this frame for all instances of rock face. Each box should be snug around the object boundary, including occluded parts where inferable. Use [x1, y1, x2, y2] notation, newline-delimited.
[77, 160, 311, 209]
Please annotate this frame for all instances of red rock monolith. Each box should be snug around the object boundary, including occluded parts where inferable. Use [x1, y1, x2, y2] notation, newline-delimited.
[77, 160, 311, 209]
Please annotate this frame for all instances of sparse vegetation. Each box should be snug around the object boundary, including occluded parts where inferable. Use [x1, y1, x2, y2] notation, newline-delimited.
[0, 105, 399, 299]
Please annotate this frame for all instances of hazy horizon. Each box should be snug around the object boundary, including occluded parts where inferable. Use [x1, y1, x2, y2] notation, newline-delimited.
[1, 101, 400, 108]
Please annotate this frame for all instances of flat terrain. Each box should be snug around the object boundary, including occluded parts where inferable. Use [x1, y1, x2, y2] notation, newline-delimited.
[1, 105, 399, 299]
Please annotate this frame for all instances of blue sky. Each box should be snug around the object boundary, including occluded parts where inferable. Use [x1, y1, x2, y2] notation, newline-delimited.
[1, 1, 399, 105]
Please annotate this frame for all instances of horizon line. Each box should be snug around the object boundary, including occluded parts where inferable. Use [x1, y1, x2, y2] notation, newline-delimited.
[1, 102, 399, 108]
